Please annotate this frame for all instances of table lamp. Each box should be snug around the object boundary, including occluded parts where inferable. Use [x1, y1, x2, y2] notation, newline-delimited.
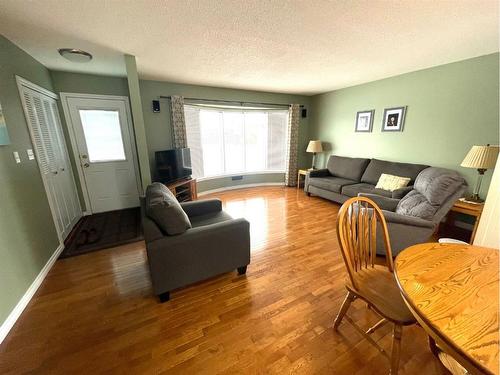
[460, 144, 499, 202]
[306, 140, 323, 170]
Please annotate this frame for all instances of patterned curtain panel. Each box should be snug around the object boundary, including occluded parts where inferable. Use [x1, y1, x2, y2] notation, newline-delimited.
[285, 104, 301, 187]
[170, 95, 187, 148]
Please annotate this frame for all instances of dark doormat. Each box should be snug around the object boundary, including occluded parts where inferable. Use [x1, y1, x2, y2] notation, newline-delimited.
[60, 207, 143, 259]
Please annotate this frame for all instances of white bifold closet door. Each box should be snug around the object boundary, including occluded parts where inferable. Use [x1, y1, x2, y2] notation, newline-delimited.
[17, 77, 81, 241]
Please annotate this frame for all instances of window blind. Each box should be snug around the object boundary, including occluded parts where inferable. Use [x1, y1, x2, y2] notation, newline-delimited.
[184, 105, 288, 179]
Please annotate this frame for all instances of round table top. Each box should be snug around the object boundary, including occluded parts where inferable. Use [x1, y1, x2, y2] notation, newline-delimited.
[395, 243, 499, 375]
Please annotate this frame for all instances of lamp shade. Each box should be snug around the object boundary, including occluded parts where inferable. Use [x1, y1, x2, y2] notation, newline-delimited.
[461, 145, 500, 169]
[306, 140, 323, 153]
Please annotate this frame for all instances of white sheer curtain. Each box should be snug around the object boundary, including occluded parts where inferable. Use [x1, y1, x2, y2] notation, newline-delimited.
[184, 104, 288, 179]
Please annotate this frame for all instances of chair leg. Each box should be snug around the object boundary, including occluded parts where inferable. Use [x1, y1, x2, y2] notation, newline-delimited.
[390, 324, 403, 375]
[333, 291, 355, 330]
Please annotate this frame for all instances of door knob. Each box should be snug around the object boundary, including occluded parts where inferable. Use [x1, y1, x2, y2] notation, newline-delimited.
[83, 163, 90, 168]
[81, 154, 88, 159]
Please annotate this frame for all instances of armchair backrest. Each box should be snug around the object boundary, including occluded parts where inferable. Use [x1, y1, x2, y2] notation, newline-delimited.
[140, 196, 165, 243]
[395, 167, 467, 223]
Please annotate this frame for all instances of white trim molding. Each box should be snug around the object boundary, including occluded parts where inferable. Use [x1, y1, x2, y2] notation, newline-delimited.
[197, 171, 285, 182]
[198, 182, 284, 196]
[15, 75, 58, 99]
[0, 243, 64, 345]
[59, 93, 139, 214]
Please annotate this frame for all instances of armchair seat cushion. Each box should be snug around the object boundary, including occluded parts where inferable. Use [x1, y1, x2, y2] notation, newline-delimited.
[190, 211, 233, 228]
[342, 183, 393, 198]
[308, 176, 357, 193]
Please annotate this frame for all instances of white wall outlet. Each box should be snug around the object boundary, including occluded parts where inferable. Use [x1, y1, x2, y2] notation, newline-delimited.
[27, 149, 35, 160]
[13, 151, 21, 164]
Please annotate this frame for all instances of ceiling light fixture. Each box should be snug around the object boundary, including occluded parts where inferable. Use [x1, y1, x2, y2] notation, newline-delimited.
[58, 48, 93, 63]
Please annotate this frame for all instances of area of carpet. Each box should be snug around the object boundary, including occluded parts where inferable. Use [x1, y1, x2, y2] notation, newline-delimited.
[60, 207, 143, 259]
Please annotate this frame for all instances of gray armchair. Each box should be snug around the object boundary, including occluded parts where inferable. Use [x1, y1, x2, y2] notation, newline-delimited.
[359, 167, 467, 256]
[141, 184, 250, 302]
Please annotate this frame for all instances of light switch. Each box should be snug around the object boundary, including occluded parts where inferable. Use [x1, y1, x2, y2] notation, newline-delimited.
[13, 151, 21, 164]
[27, 149, 35, 160]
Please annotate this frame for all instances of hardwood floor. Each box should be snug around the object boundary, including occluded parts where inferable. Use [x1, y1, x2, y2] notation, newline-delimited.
[0, 187, 447, 374]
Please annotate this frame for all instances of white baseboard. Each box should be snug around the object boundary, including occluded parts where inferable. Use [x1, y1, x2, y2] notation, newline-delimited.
[0, 242, 65, 345]
[198, 182, 284, 196]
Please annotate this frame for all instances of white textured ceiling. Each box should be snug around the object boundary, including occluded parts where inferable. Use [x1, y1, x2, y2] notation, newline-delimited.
[0, 0, 498, 95]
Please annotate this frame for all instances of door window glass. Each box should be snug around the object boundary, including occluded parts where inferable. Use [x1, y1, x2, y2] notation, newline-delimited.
[79, 110, 126, 162]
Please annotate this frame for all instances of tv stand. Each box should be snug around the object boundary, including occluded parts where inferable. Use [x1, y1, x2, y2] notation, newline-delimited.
[164, 178, 197, 202]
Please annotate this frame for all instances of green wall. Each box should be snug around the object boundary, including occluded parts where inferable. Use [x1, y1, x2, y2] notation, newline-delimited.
[50, 71, 129, 96]
[139, 80, 311, 192]
[309, 53, 499, 197]
[0, 36, 60, 325]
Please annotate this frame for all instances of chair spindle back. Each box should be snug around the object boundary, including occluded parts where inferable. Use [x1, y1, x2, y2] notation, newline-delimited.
[336, 197, 394, 289]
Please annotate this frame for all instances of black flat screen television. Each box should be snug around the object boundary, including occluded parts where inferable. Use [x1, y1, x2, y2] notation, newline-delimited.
[155, 148, 192, 183]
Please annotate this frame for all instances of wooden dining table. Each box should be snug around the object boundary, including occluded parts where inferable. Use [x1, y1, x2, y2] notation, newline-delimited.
[395, 243, 499, 375]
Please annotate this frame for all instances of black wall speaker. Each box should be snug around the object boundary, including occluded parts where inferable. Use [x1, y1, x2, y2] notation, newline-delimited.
[152, 100, 160, 113]
[301, 108, 307, 118]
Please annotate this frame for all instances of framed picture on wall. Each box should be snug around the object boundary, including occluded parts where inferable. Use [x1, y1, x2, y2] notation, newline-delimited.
[382, 106, 406, 132]
[355, 110, 374, 132]
[0, 103, 10, 145]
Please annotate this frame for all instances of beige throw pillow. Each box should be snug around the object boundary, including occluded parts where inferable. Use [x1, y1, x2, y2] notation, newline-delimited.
[375, 173, 411, 192]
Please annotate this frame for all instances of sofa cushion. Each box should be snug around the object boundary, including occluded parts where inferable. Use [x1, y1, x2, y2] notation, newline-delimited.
[361, 159, 429, 185]
[308, 176, 357, 193]
[327, 155, 370, 182]
[414, 167, 466, 205]
[395, 190, 437, 221]
[342, 183, 393, 198]
[145, 182, 192, 235]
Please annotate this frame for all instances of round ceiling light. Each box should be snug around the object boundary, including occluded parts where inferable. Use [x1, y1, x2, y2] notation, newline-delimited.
[58, 48, 93, 63]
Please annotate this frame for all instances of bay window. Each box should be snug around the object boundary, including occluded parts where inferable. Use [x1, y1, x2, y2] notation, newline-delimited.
[184, 105, 288, 179]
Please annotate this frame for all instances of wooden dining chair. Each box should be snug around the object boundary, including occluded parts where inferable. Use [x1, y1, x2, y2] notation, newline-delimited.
[333, 196, 416, 375]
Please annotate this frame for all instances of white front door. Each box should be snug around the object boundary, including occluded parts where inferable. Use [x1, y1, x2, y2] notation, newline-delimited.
[63, 95, 140, 214]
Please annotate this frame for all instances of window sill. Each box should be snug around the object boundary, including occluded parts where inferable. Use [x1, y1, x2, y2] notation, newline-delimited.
[197, 171, 285, 182]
